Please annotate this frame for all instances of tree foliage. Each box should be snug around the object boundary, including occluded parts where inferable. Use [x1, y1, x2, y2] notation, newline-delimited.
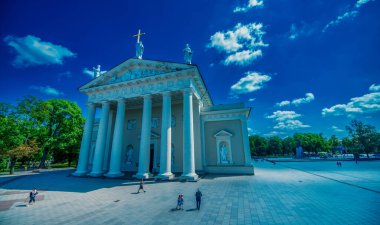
[0, 97, 84, 173]
[346, 120, 380, 157]
[249, 120, 379, 157]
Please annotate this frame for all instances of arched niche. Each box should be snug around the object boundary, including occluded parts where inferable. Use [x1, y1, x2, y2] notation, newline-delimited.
[214, 130, 233, 165]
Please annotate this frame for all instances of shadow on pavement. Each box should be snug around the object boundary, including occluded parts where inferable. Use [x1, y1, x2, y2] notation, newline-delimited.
[186, 208, 197, 212]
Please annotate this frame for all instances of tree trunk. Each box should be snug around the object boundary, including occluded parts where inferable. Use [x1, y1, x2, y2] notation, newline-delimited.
[9, 158, 16, 175]
[68, 148, 72, 167]
[39, 148, 49, 168]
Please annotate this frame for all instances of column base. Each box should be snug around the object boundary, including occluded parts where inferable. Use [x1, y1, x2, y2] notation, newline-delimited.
[88, 171, 105, 177]
[179, 173, 199, 181]
[72, 170, 88, 177]
[104, 172, 124, 178]
[133, 172, 153, 179]
[156, 172, 175, 180]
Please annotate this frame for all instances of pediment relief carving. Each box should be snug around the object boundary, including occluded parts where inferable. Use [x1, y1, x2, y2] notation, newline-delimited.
[214, 130, 233, 137]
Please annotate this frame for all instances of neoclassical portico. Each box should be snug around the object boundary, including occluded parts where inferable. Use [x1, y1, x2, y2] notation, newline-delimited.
[74, 40, 254, 180]
[74, 63, 206, 180]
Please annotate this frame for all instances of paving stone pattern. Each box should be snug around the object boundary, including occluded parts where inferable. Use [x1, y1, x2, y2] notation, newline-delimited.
[0, 161, 379, 225]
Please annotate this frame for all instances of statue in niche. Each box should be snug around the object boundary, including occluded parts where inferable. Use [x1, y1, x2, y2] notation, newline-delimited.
[183, 44, 192, 64]
[151, 118, 160, 128]
[127, 119, 136, 130]
[126, 145, 134, 165]
[219, 142, 228, 164]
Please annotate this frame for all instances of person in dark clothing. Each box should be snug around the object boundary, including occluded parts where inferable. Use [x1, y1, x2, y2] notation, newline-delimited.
[29, 188, 38, 205]
[195, 188, 202, 210]
[137, 179, 146, 193]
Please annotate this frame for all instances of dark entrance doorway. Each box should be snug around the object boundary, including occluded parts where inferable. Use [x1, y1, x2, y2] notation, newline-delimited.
[149, 144, 154, 173]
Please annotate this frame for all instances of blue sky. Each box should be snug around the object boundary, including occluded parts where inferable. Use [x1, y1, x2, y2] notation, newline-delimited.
[1, 0, 379, 138]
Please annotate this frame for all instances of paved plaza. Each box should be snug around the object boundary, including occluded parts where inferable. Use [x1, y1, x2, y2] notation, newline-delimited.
[1, 161, 380, 225]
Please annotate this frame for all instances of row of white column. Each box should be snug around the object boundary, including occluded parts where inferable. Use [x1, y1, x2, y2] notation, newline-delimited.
[73, 90, 198, 181]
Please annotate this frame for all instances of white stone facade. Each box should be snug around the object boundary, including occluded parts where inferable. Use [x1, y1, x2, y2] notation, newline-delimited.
[73, 59, 254, 180]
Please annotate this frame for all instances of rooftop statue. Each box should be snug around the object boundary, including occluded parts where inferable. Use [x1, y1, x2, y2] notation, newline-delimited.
[133, 29, 146, 59]
[183, 43, 192, 64]
[93, 65, 101, 78]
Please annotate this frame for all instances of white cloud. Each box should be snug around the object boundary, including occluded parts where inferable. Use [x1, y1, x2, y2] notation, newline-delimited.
[369, 84, 380, 92]
[263, 130, 286, 137]
[234, 0, 264, 13]
[83, 67, 107, 78]
[230, 71, 271, 95]
[323, 10, 358, 32]
[3, 35, 75, 67]
[323, 0, 373, 32]
[276, 100, 291, 107]
[288, 22, 315, 40]
[30, 85, 64, 96]
[266, 110, 301, 121]
[331, 126, 344, 132]
[276, 93, 315, 107]
[356, 0, 372, 8]
[208, 31, 243, 53]
[292, 93, 315, 106]
[266, 110, 310, 130]
[248, 98, 256, 102]
[224, 49, 262, 66]
[273, 120, 310, 130]
[322, 85, 380, 116]
[83, 68, 94, 77]
[207, 23, 267, 66]
[288, 24, 299, 40]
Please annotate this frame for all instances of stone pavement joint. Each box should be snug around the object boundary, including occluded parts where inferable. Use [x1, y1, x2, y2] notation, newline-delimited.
[0, 162, 379, 224]
[278, 163, 380, 195]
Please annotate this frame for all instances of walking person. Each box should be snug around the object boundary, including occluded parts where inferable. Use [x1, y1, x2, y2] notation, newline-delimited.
[28, 188, 38, 206]
[137, 179, 146, 193]
[195, 188, 202, 210]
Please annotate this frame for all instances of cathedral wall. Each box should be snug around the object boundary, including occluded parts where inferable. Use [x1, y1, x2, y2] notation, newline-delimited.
[203, 120, 245, 166]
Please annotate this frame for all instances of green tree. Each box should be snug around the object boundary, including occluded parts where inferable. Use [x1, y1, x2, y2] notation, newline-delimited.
[346, 120, 380, 158]
[0, 101, 40, 174]
[250, 135, 268, 156]
[342, 137, 353, 153]
[282, 137, 296, 155]
[293, 133, 328, 155]
[37, 99, 84, 168]
[267, 136, 282, 155]
[328, 135, 340, 151]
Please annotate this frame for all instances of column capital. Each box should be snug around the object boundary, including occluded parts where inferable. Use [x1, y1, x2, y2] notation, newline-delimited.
[116, 98, 126, 103]
[142, 94, 151, 100]
[86, 103, 96, 108]
[162, 91, 171, 97]
[182, 88, 193, 95]
[101, 101, 111, 106]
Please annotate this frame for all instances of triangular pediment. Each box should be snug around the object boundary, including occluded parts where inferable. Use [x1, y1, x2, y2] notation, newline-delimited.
[80, 58, 194, 90]
[214, 130, 233, 137]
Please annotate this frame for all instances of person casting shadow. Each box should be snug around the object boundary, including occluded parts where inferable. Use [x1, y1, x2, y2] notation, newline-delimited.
[137, 179, 146, 193]
[195, 188, 202, 210]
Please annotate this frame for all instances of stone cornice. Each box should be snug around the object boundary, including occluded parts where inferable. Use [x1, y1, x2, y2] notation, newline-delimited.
[79, 58, 213, 107]
[201, 108, 250, 122]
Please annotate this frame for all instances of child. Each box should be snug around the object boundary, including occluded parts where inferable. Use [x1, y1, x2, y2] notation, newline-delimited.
[29, 188, 38, 205]
[176, 194, 184, 210]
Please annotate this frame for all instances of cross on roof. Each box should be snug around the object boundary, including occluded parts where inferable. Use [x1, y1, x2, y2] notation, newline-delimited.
[133, 29, 146, 43]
